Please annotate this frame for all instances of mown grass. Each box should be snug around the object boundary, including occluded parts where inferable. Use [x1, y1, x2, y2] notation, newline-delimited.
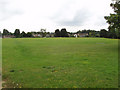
[2, 38, 118, 88]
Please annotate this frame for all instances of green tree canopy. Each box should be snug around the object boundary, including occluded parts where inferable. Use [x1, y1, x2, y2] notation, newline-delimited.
[61, 28, 69, 37]
[3, 29, 10, 35]
[55, 29, 61, 37]
[104, 1, 120, 38]
[100, 29, 108, 38]
[21, 31, 27, 37]
[14, 29, 20, 38]
[26, 32, 33, 37]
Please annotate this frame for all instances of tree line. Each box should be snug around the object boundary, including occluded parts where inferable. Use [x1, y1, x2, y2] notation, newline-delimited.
[3, 29, 33, 38]
[2, 28, 116, 38]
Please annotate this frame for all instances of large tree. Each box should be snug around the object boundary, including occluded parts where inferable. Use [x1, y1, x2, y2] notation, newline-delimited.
[61, 28, 69, 37]
[26, 32, 33, 37]
[54, 29, 61, 37]
[104, 0, 120, 38]
[14, 29, 20, 38]
[21, 31, 27, 37]
[3, 29, 10, 35]
[40, 29, 46, 37]
[100, 29, 108, 38]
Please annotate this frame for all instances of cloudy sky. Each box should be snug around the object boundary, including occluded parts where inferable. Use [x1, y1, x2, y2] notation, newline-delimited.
[0, 0, 113, 32]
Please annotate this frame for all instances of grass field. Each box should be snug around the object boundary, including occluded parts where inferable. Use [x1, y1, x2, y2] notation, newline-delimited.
[2, 38, 118, 88]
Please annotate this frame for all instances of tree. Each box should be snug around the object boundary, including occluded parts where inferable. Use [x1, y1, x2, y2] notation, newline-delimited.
[61, 28, 69, 37]
[14, 29, 20, 38]
[100, 29, 108, 38]
[104, 0, 120, 38]
[54, 29, 61, 37]
[91, 31, 96, 37]
[40, 29, 46, 37]
[3, 29, 10, 35]
[21, 31, 27, 37]
[26, 32, 33, 37]
[0, 31, 2, 37]
[87, 30, 96, 37]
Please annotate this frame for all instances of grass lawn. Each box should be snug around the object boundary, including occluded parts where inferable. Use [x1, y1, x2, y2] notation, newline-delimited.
[2, 38, 118, 88]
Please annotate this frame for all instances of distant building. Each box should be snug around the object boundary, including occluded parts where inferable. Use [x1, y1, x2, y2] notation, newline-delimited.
[74, 34, 78, 38]
[73, 33, 88, 37]
[78, 33, 88, 37]
[2, 35, 15, 38]
[32, 34, 42, 37]
[46, 34, 50, 38]
[50, 33, 54, 37]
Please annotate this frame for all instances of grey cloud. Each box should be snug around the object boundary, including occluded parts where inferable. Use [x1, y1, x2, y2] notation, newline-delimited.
[52, 8, 92, 26]
[60, 9, 91, 26]
[0, 0, 23, 21]
[94, 16, 107, 26]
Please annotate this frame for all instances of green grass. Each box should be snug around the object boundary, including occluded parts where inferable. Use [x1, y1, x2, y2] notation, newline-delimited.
[2, 38, 118, 88]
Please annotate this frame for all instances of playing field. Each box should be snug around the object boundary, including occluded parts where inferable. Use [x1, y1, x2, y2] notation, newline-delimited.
[2, 38, 118, 88]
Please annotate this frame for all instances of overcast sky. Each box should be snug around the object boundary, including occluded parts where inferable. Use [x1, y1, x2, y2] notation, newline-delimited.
[0, 0, 113, 32]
